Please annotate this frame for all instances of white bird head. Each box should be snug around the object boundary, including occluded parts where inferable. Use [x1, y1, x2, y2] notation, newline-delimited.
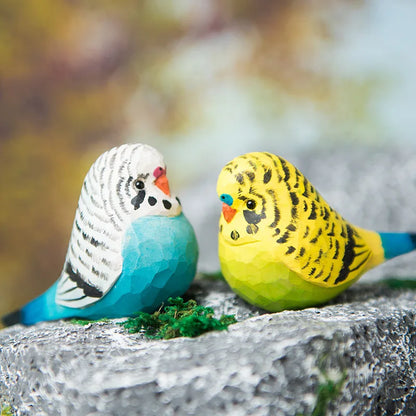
[83, 143, 182, 231]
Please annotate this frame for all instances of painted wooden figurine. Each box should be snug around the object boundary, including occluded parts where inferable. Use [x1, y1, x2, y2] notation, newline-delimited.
[3, 144, 198, 325]
[217, 151, 415, 311]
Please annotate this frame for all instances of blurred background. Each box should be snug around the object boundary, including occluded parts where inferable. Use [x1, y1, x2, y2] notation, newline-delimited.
[1, 0, 416, 316]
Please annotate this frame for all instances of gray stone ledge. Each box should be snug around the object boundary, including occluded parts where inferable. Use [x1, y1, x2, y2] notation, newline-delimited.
[1, 278, 416, 416]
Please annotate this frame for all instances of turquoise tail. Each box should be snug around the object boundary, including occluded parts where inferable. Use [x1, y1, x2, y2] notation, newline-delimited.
[379, 232, 416, 260]
[2, 282, 64, 326]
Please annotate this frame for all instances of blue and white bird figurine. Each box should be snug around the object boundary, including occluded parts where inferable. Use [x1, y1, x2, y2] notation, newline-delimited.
[2, 144, 199, 326]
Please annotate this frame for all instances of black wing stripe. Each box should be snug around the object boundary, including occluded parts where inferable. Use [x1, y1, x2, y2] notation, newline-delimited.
[65, 262, 103, 298]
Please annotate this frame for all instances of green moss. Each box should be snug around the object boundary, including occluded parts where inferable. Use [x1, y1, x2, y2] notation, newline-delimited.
[310, 371, 346, 416]
[297, 370, 347, 416]
[119, 297, 237, 339]
[1, 404, 12, 416]
[69, 318, 109, 326]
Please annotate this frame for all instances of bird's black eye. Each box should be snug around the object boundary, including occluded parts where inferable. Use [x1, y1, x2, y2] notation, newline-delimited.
[134, 180, 145, 190]
[246, 199, 256, 210]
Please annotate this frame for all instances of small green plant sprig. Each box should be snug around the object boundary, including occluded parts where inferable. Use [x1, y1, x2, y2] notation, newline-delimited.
[310, 371, 347, 416]
[1, 403, 12, 416]
[119, 297, 237, 339]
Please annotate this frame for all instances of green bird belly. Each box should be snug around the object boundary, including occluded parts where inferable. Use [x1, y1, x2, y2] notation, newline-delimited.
[218, 237, 357, 312]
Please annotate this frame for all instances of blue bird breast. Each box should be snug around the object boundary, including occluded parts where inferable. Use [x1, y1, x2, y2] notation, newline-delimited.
[92, 213, 199, 318]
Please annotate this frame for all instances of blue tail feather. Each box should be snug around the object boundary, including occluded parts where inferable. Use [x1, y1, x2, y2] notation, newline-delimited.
[379, 232, 416, 260]
[2, 282, 65, 326]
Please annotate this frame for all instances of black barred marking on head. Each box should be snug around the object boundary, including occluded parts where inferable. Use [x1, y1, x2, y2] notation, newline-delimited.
[267, 189, 280, 228]
[176, 197, 181, 205]
[278, 157, 290, 182]
[302, 177, 309, 197]
[248, 186, 267, 219]
[125, 176, 134, 196]
[245, 171, 255, 182]
[236, 173, 244, 185]
[295, 168, 302, 181]
[117, 182, 130, 214]
[248, 160, 257, 171]
[299, 247, 306, 257]
[263, 169, 272, 184]
[263, 152, 278, 168]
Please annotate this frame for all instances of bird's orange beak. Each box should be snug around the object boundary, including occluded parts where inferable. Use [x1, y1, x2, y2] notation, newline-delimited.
[155, 174, 171, 196]
[222, 203, 237, 223]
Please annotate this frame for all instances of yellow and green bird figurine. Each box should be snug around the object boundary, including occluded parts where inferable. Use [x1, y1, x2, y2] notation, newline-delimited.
[217, 151, 416, 312]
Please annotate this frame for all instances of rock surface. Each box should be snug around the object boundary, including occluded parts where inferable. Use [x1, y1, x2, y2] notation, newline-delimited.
[2, 146, 416, 416]
[1, 279, 416, 416]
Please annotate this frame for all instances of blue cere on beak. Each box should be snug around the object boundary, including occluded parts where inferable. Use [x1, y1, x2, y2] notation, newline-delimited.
[220, 194, 233, 207]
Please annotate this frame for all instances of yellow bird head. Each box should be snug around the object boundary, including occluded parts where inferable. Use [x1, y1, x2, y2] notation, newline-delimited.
[217, 152, 305, 246]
